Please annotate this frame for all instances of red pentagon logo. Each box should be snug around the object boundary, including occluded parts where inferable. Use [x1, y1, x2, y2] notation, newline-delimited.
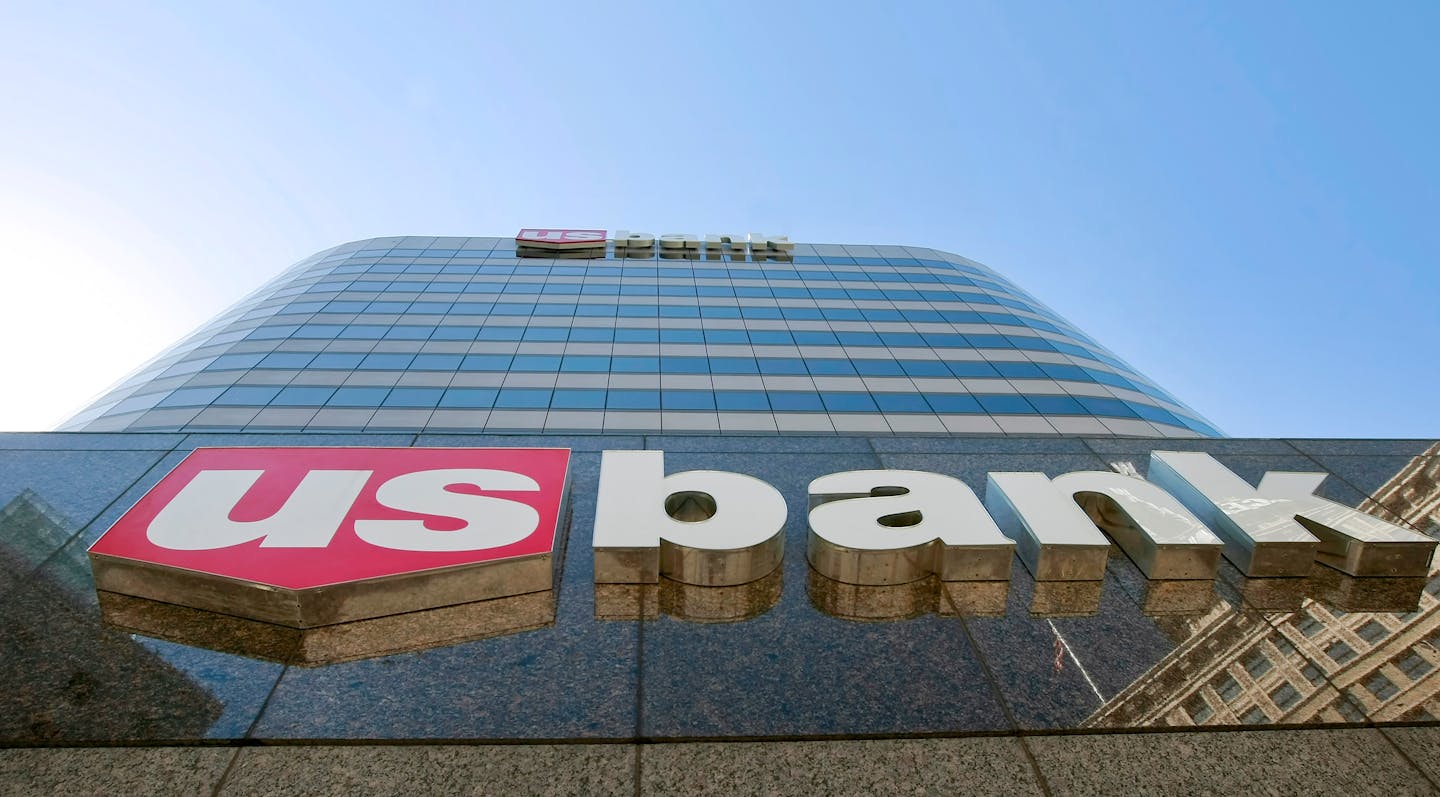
[88, 447, 572, 628]
[515, 228, 607, 249]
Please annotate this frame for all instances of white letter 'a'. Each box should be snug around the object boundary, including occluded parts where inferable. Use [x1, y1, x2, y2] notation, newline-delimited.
[147, 469, 373, 550]
[807, 470, 1013, 584]
[354, 469, 540, 552]
[593, 450, 787, 586]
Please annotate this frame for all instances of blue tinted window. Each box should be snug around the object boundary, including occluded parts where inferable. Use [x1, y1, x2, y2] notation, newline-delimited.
[808, 359, 857, 375]
[476, 327, 524, 341]
[215, 386, 282, 405]
[663, 391, 716, 410]
[660, 329, 704, 343]
[703, 329, 748, 344]
[611, 356, 659, 373]
[992, 361, 1046, 378]
[157, 387, 226, 407]
[272, 386, 336, 406]
[769, 392, 824, 411]
[1026, 396, 1087, 415]
[793, 331, 839, 345]
[384, 388, 444, 408]
[853, 359, 905, 376]
[384, 326, 435, 340]
[715, 391, 770, 411]
[836, 331, 883, 346]
[206, 353, 266, 370]
[522, 327, 569, 341]
[561, 356, 610, 372]
[899, 360, 950, 377]
[460, 354, 513, 371]
[511, 355, 562, 371]
[1078, 397, 1139, 418]
[327, 387, 391, 406]
[569, 327, 615, 342]
[732, 306, 778, 320]
[1129, 403, 1179, 425]
[607, 390, 660, 409]
[756, 358, 807, 375]
[710, 357, 759, 374]
[821, 393, 879, 412]
[358, 353, 414, 370]
[495, 389, 552, 408]
[339, 325, 387, 339]
[1040, 363, 1091, 381]
[748, 330, 794, 345]
[661, 357, 708, 374]
[874, 393, 931, 413]
[977, 395, 1036, 414]
[431, 326, 480, 341]
[551, 389, 607, 409]
[439, 388, 497, 408]
[944, 361, 1001, 378]
[411, 354, 464, 370]
[615, 328, 660, 342]
[926, 394, 983, 413]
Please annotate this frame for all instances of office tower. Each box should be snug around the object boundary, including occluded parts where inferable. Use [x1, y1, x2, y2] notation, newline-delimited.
[61, 234, 1219, 437]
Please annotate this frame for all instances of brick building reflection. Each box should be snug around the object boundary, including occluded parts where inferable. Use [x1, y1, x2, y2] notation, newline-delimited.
[1087, 444, 1440, 728]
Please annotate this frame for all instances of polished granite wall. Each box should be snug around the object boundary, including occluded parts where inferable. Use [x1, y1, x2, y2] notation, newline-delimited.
[2, 432, 1439, 795]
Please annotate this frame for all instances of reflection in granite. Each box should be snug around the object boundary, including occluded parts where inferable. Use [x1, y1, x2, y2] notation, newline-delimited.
[0, 481, 284, 742]
[248, 452, 641, 739]
[642, 451, 1011, 737]
[99, 588, 557, 666]
[941, 580, 1010, 617]
[5, 434, 1440, 746]
[1030, 580, 1104, 617]
[597, 571, 781, 623]
[1137, 579, 1223, 616]
[808, 569, 940, 621]
[1307, 568, 1427, 613]
[0, 579, 223, 741]
[1355, 442, 1440, 536]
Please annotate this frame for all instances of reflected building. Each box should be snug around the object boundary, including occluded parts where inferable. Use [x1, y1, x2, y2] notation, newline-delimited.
[1087, 445, 1440, 728]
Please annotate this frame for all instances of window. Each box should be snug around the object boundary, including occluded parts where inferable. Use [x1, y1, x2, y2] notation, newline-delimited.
[1397, 651, 1434, 680]
[1325, 641, 1357, 665]
[1244, 652, 1273, 680]
[494, 389, 552, 409]
[439, 389, 497, 408]
[598, 388, 658, 410]
[1357, 620, 1389, 645]
[1365, 674, 1399, 701]
[1213, 674, 1242, 703]
[1184, 696, 1214, 724]
[1270, 683, 1301, 711]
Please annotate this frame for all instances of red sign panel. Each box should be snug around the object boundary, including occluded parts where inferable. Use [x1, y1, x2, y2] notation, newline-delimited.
[515, 228, 607, 249]
[89, 447, 572, 591]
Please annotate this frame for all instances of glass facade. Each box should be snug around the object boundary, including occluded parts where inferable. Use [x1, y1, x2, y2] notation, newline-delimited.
[61, 236, 1219, 436]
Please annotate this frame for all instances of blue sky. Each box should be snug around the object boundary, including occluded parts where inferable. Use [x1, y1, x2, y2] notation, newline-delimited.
[1, 1, 1436, 437]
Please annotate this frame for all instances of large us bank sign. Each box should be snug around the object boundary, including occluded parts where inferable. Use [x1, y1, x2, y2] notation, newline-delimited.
[89, 447, 1435, 630]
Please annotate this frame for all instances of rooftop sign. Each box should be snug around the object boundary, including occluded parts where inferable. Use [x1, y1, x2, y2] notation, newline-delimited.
[514, 229, 793, 258]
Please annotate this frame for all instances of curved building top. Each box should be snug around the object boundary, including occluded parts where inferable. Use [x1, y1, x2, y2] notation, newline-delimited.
[62, 234, 1220, 437]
